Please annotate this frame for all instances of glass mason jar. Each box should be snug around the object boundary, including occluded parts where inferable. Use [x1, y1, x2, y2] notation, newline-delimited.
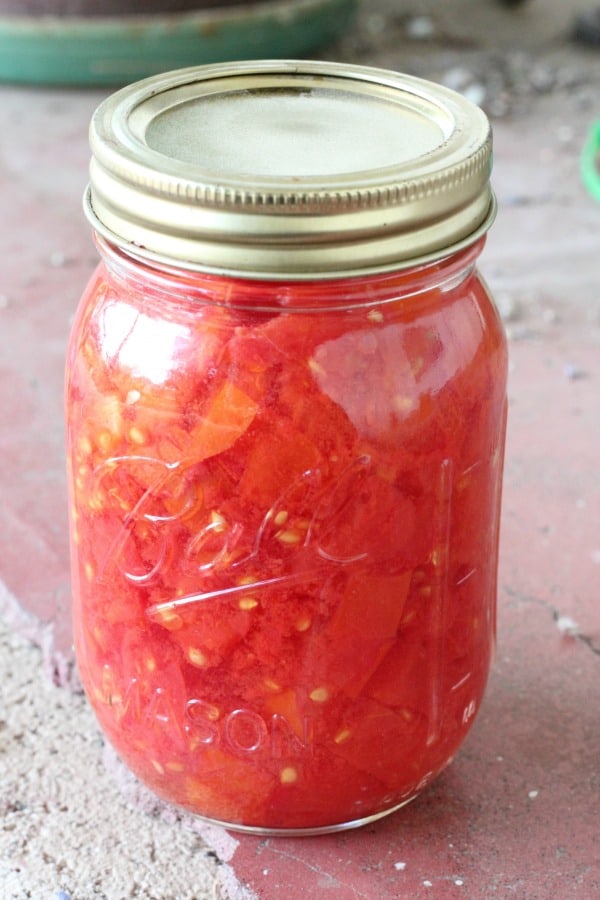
[66, 60, 508, 834]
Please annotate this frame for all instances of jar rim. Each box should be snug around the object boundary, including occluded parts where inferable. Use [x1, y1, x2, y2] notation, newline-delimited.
[94, 230, 488, 311]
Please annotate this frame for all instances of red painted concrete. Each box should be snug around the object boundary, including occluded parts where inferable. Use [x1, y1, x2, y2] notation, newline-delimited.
[0, 87, 99, 680]
[1, 31, 599, 900]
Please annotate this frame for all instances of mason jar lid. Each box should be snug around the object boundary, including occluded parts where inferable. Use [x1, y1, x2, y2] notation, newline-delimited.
[85, 59, 496, 279]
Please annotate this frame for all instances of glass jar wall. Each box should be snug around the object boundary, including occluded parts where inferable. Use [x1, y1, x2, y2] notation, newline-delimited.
[66, 234, 507, 833]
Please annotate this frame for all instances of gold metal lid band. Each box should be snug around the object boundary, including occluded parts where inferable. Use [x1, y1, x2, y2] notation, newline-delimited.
[86, 59, 495, 279]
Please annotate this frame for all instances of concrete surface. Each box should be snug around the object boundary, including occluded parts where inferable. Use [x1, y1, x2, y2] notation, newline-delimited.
[1, 0, 599, 897]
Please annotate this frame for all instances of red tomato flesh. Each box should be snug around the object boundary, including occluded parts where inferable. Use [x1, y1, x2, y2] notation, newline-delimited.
[66, 246, 507, 831]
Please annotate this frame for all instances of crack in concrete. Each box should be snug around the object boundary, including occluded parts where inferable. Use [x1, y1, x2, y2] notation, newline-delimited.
[261, 840, 371, 898]
[503, 585, 600, 657]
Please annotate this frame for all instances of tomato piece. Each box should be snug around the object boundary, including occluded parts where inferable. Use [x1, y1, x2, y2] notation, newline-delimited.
[185, 381, 258, 462]
[365, 638, 434, 711]
[332, 571, 411, 640]
[312, 463, 421, 568]
[332, 696, 431, 788]
[150, 595, 253, 669]
[239, 420, 322, 507]
[177, 747, 274, 823]
[263, 689, 305, 740]
[259, 309, 353, 359]
[315, 571, 411, 696]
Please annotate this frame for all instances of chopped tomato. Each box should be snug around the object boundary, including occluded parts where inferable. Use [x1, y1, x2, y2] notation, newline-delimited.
[66, 252, 506, 830]
[185, 381, 258, 463]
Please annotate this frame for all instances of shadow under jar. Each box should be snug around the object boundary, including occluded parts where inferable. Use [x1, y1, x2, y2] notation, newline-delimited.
[65, 60, 508, 835]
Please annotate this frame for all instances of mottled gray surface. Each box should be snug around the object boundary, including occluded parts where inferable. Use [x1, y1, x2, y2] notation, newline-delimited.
[0, 607, 254, 899]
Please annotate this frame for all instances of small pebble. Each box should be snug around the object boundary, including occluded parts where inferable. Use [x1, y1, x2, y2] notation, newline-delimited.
[529, 65, 555, 94]
[50, 251, 68, 267]
[487, 95, 511, 118]
[406, 15, 435, 40]
[528, 790, 539, 799]
[556, 124, 575, 145]
[442, 66, 471, 91]
[463, 83, 487, 107]
[563, 363, 587, 380]
[573, 9, 600, 46]
[441, 66, 487, 106]
[541, 308, 559, 324]
[394, 861, 407, 870]
[555, 615, 579, 636]
[506, 324, 538, 341]
[495, 293, 522, 323]
[503, 194, 533, 206]
[365, 14, 386, 37]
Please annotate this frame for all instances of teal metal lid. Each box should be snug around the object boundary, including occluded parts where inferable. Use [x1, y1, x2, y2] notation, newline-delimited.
[0, 0, 356, 87]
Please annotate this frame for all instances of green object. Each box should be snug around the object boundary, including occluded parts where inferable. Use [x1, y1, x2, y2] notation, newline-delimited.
[581, 120, 600, 203]
[0, 0, 356, 87]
